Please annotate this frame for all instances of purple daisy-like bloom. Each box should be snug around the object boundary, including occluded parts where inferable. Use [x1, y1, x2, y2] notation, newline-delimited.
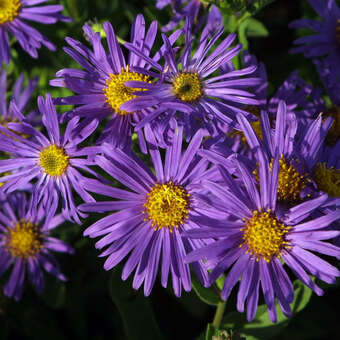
[50, 15, 181, 150]
[234, 101, 333, 203]
[0, 94, 99, 223]
[0, 192, 73, 301]
[122, 19, 260, 139]
[0, 0, 71, 64]
[185, 141, 340, 322]
[79, 126, 217, 297]
[289, 0, 340, 75]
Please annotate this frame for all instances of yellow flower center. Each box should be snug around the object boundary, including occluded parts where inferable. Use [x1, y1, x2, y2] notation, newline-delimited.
[39, 144, 69, 176]
[336, 19, 340, 46]
[241, 210, 290, 262]
[172, 72, 203, 102]
[227, 106, 262, 146]
[0, 116, 28, 139]
[0, 171, 10, 187]
[143, 181, 190, 232]
[313, 162, 340, 197]
[4, 219, 43, 258]
[325, 106, 340, 145]
[272, 155, 307, 202]
[103, 66, 150, 115]
[0, 0, 20, 25]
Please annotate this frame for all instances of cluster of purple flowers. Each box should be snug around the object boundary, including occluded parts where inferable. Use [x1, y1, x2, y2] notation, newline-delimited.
[0, 0, 340, 325]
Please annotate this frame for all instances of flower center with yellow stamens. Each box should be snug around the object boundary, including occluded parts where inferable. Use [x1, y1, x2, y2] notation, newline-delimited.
[324, 106, 340, 145]
[241, 210, 290, 262]
[172, 72, 203, 102]
[39, 144, 69, 176]
[103, 66, 150, 115]
[227, 106, 263, 145]
[4, 219, 43, 258]
[313, 162, 340, 197]
[336, 19, 340, 45]
[272, 155, 307, 202]
[0, 116, 29, 139]
[0, 0, 20, 25]
[143, 181, 190, 231]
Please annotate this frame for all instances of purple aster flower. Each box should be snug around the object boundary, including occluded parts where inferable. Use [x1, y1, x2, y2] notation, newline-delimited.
[50, 15, 181, 151]
[234, 101, 334, 204]
[0, 0, 71, 64]
[289, 0, 340, 75]
[0, 94, 99, 224]
[79, 126, 217, 297]
[122, 19, 260, 140]
[186, 141, 340, 322]
[0, 192, 73, 301]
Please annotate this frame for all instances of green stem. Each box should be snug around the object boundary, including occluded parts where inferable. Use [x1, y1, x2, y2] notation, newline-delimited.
[212, 300, 227, 329]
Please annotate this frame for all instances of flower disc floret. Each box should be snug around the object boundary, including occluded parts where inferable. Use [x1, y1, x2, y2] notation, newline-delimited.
[39, 144, 69, 176]
[143, 181, 190, 231]
[172, 72, 203, 102]
[0, 0, 20, 25]
[103, 66, 150, 115]
[273, 155, 306, 202]
[241, 210, 290, 262]
[313, 162, 340, 197]
[4, 219, 43, 258]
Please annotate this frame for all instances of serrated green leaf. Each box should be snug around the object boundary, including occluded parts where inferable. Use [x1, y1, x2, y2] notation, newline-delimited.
[222, 280, 313, 340]
[192, 275, 221, 306]
[109, 267, 164, 340]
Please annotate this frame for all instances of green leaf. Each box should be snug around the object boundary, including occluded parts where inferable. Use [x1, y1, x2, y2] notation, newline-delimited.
[245, 18, 269, 37]
[192, 275, 221, 306]
[205, 323, 220, 340]
[222, 280, 313, 340]
[109, 267, 164, 340]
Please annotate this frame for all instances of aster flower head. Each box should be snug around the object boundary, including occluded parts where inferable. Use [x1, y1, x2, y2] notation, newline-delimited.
[225, 100, 335, 206]
[51, 15, 181, 151]
[289, 0, 340, 76]
[122, 18, 261, 140]
[79, 126, 217, 297]
[186, 142, 340, 322]
[0, 192, 74, 301]
[0, 94, 99, 224]
[0, 0, 71, 64]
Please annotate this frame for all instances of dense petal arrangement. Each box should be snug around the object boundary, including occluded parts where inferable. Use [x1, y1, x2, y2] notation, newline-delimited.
[0, 192, 73, 300]
[0, 94, 98, 223]
[186, 141, 340, 322]
[290, 0, 340, 75]
[122, 19, 261, 139]
[0, 0, 70, 64]
[79, 126, 216, 296]
[51, 15, 180, 150]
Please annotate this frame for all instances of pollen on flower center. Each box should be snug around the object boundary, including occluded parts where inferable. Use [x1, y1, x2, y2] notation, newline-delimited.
[272, 155, 307, 202]
[241, 210, 290, 262]
[0, 0, 21, 25]
[325, 106, 340, 145]
[313, 162, 340, 197]
[103, 66, 150, 115]
[172, 72, 203, 102]
[39, 144, 69, 176]
[143, 181, 190, 231]
[4, 219, 43, 258]
[0, 116, 28, 139]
